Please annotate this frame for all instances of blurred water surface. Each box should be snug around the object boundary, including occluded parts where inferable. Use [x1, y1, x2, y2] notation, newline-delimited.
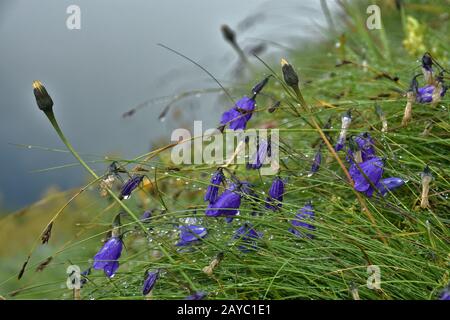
[0, 0, 333, 210]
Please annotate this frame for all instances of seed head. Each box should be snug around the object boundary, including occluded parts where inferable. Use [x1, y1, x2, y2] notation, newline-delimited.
[281, 58, 299, 88]
[33, 80, 54, 112]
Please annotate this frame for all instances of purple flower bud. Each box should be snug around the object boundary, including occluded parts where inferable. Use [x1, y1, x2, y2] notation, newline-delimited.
[140, 210, 152, 222]
[247, 139, 270, 170]
[204, 169, 225, 203]
[176, 218, 208, 246]
[233, 223, 263, 252]
[119, 175, 144, 200]
[265, 177, 284, 211]
[93, 237, 123, 278]
[289, 202, 315, 238]
[185, 291, 207, 300]
[349, 157, 384, 197]
[251, 76, 270, 98]
[220, 96, 256, 130]
[205, 185, 241, 217]
[376, 177, 405, 196]
[309, 149, 322, 175]
[142, 270, 159, 295]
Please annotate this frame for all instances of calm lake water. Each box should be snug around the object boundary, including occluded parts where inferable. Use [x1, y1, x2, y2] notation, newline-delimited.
[0, 0, 334, 210]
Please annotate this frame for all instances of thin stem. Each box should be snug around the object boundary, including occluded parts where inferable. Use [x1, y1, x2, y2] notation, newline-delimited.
[290, 89, 387, 245]
[43, 110, 197, 290]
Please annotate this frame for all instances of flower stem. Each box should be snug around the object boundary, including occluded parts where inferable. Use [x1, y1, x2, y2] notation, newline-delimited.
[43, 110, 197, 290]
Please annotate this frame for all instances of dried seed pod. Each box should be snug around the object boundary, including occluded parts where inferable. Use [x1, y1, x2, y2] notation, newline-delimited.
[401, 91, 415, 127]
[420, 165, 433, 209]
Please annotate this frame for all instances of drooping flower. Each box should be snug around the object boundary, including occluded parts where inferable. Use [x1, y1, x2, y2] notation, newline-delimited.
[205, 184, 241, 217]
[185, 291, 207, 300]
[432, 73, 448, 104]
[289, 202, 315, 238]
[265, 177, 284, 210]
[251, 76, 271, 98]
[308, 148, 322, 176]
[93, 237, 123, 278]
[119, 175, 144, 200]
[416, 84, 435, 103]
[204, 168, 225, 203]
[349, 157, 384, 197]
[247, 139, 270, 170]
[354, 132, 376, 161]
[142, 270, 159, 296]
[176, 217, 208, 246]
[376, 177, 405, 196]
[233, 223, 263, 252]
[220, 96, 256, 130]
[439, 285, 450, 300]
[335, 110, 352, 151]
[140, 210, 152, 222]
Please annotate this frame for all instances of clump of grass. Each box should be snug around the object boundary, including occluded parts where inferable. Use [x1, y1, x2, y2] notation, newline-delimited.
[1, 0, 449, 300]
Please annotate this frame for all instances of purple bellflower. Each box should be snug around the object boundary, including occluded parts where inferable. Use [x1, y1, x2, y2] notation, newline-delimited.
[265, 177, 285, 211]
[416, 85, 435, 103]
[140, 210, 152, 222]
[251, 76, 271, 98]
[350, 157, 405, 197]
[289, 202, 315, 238]
[439, 285, 450, 300]
[220, 96, 256, 130]
[308, 148, 322, 176]
[233, 223, 263, 252]
[204, 168, 225, 203]
[335, 111, 352, 151]
[247, 139, 270, 170]
[354, 133, 376, 161]
[349, 157, 384, 197]
[142, 270, 159, 296]
[205, 184, 241, 218]
[416, 82, 447, 104]
[376, 177, 405, 196]
[347, 132, 377, 165]
[93, 236, 123, 278]
[176, 217, 208, 246]
[119, 175, 144, 200]
[185, 291, 207, 300]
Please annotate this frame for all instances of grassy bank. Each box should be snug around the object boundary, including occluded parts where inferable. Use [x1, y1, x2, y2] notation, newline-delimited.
[0, 0, 449, 300]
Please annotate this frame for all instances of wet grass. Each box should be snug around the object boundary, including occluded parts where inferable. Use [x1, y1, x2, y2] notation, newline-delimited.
[0, 0, 449, 300]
